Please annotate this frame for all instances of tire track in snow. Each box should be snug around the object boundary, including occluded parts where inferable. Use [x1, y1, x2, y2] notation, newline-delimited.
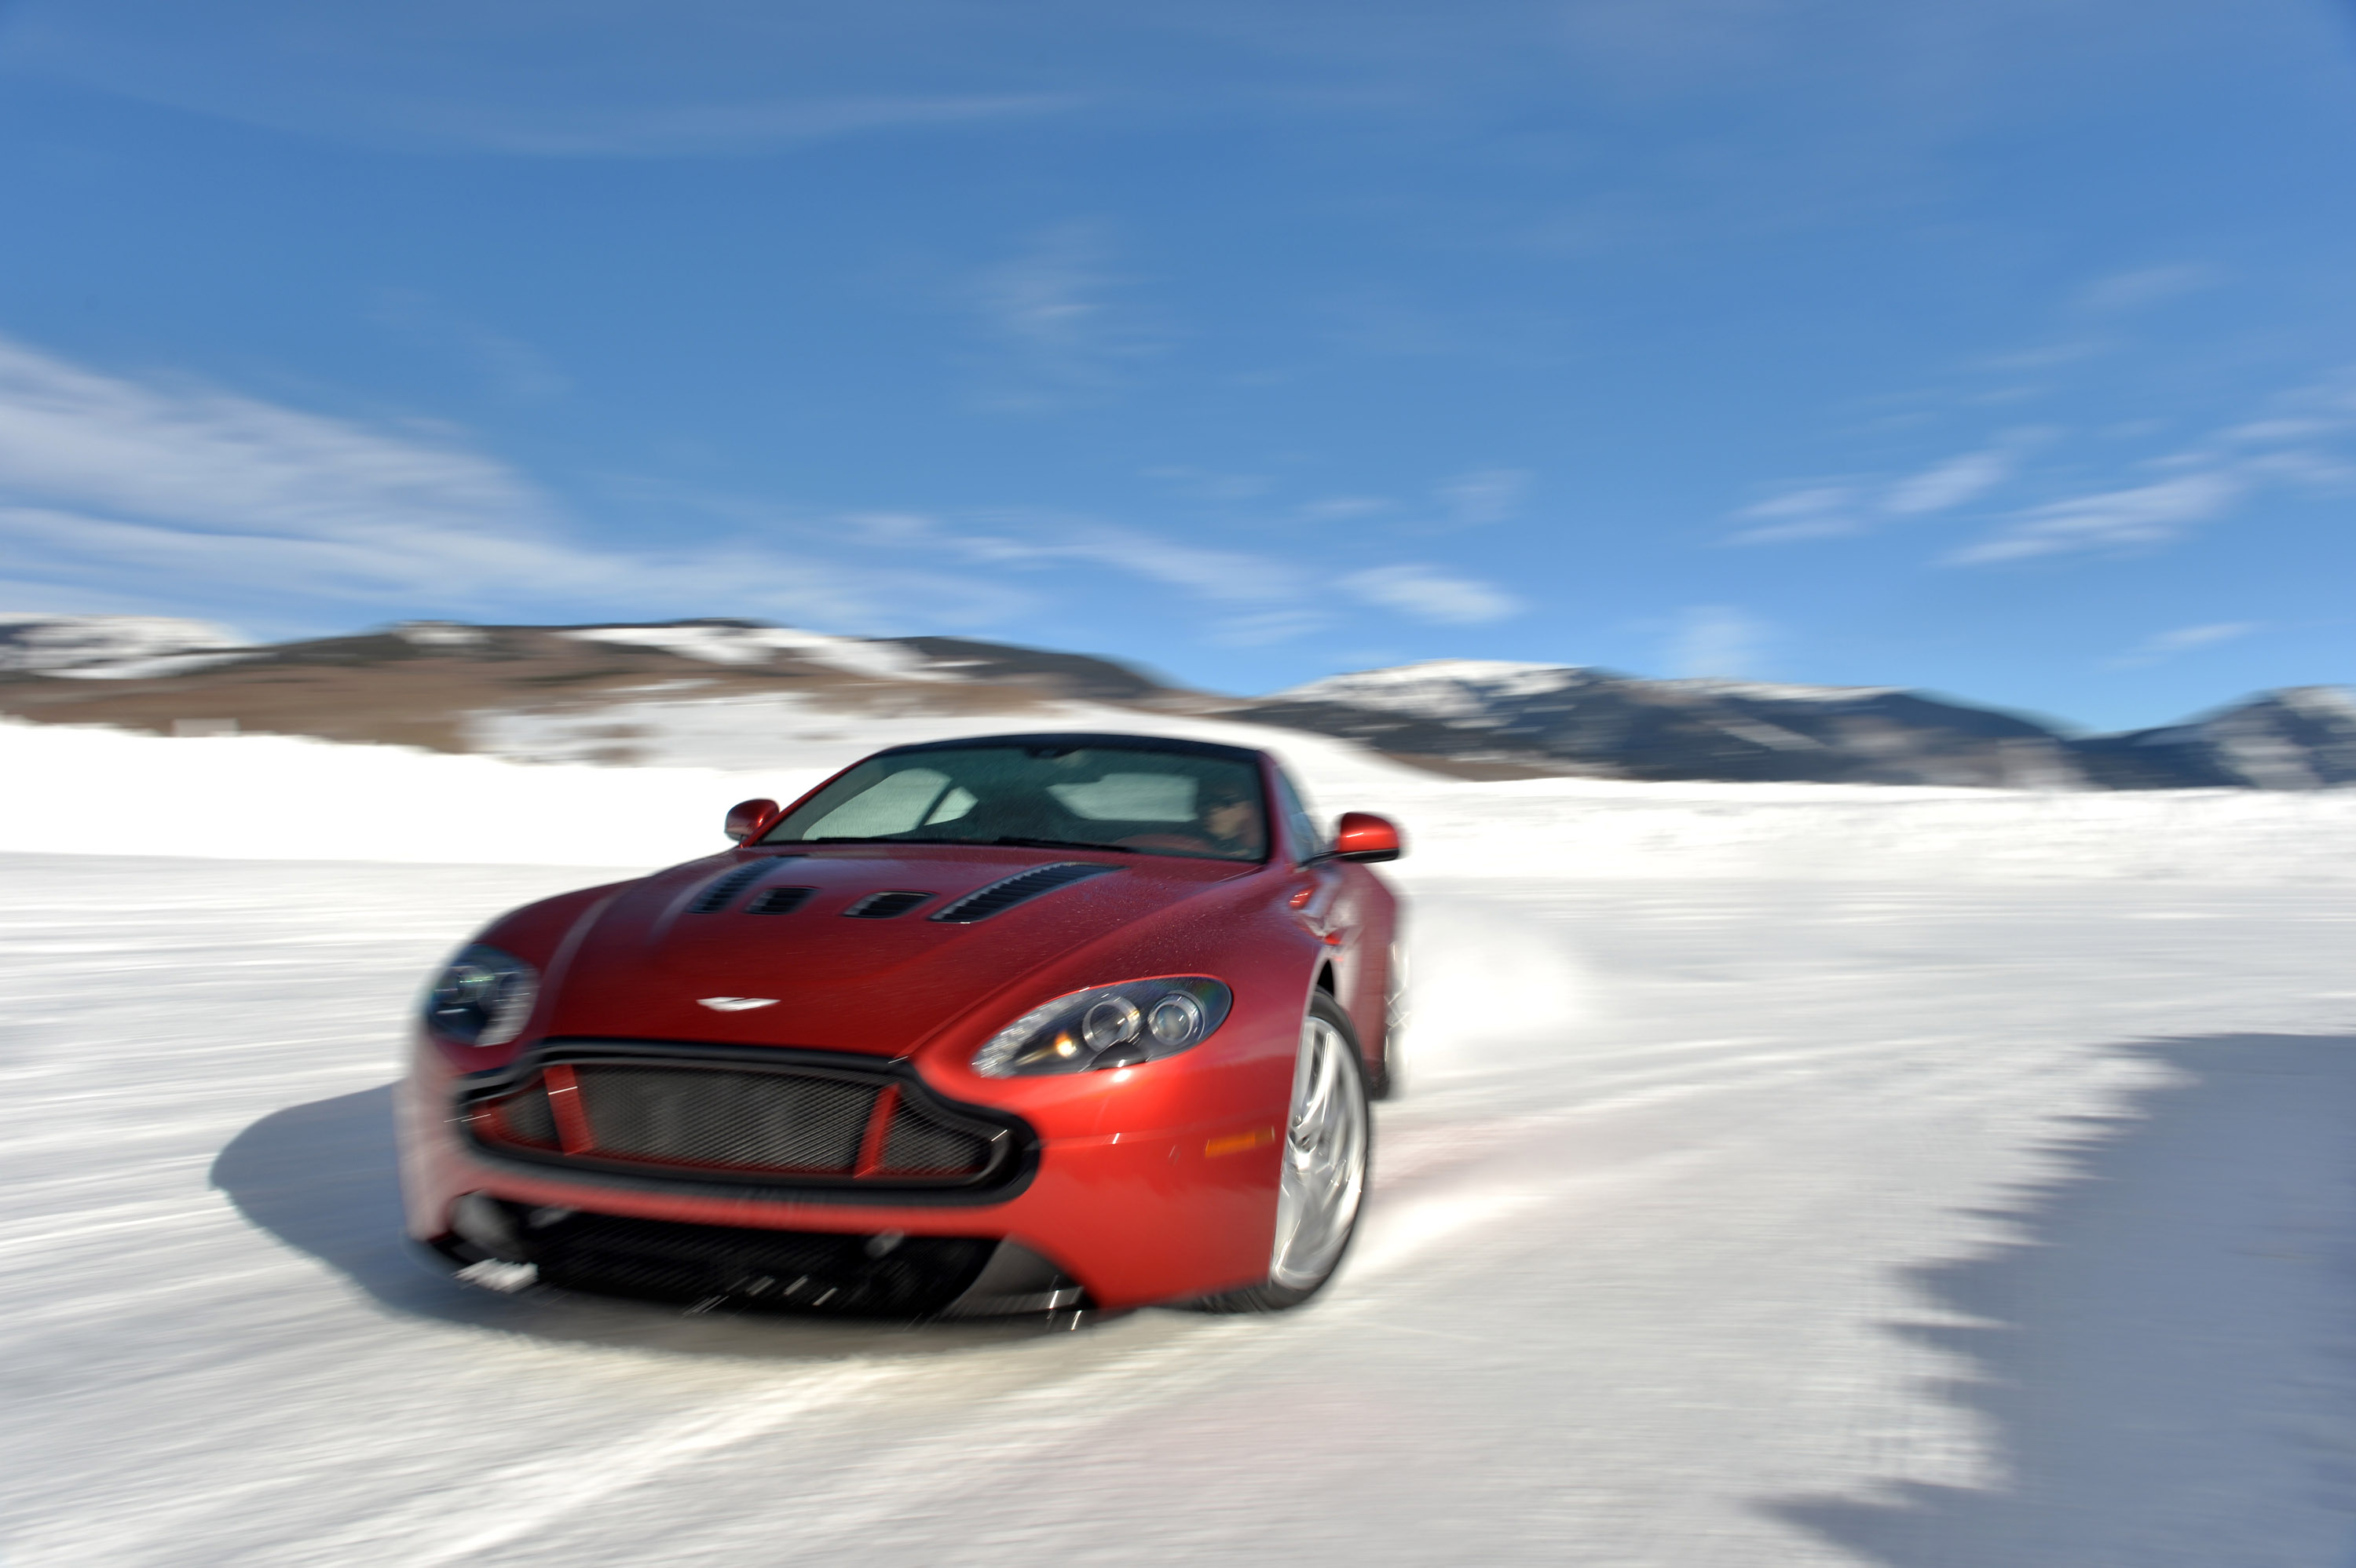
[493, 1151, 1710, 1565]
[243, 1361, 905, 1568]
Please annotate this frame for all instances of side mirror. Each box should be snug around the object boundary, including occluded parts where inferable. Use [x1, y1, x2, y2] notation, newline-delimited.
[1332, 810, 1403, 863]
[723, 798, 779, 843]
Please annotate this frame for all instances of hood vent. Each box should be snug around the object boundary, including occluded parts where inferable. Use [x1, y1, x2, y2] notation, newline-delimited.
[931, 861, 1118, 924]
[746, 885, 814, 916]
[843, 890, 934, 919]
[690, 861, 776, 914]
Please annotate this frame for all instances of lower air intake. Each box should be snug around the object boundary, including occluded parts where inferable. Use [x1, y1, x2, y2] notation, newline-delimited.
[470, 1201, 1000, 1315]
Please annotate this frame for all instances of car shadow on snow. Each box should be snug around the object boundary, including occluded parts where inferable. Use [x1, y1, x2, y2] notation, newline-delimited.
[210, 1083, 1104, 1360]
[1765, 1033, 2356, 1566]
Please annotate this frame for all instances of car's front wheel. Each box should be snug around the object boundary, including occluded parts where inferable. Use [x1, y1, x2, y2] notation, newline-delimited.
[1194, 991, 1370, 1311]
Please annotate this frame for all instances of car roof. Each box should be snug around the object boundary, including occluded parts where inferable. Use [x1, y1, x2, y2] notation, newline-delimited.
[871, 731, 1269, 765]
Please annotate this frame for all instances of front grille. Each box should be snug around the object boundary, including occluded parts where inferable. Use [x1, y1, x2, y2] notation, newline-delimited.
[931, 861, 1118, 923]
[881, 1103, 995, 1171]
[493, 1086, 559, 1146]
[471, 1201, 998, 1315]
[584, 1065, 874, 1171]
[461, 1047, 1022, 1196]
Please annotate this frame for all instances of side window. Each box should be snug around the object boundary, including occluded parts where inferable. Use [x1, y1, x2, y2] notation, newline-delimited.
[1271, 769, 1324, 862]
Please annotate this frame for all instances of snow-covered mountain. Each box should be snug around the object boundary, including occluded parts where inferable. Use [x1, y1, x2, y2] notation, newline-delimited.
[0, 617, 1189, 755]
[0, 615, 251, 678]
[1237, 659, 2073, 787]
[2, 617, 2351, 790]
[2071, 686, 2356, 789]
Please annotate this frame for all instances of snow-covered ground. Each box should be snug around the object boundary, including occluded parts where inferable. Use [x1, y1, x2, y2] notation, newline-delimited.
[11, 709, 2356, 882]
[5, 717, 2356, 1563]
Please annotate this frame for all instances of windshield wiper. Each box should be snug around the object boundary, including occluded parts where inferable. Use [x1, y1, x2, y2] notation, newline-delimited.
[990, 836, 1137, 853]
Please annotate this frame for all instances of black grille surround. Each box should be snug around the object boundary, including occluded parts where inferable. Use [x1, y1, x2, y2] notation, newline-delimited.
[931, 861, 1119, 923]
[454, 1040, 1037, 1207]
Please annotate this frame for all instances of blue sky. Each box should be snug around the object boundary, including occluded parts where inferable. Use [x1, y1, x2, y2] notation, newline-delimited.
[2, 1, 2353, 729]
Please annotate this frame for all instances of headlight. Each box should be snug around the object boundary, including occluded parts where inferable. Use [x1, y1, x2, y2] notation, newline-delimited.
[424, 944, 539, 1047]
[972, 978, 1232, 1077]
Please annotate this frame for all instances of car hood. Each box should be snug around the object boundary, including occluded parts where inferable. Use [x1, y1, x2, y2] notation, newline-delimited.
[543, 845, 1255, 1056]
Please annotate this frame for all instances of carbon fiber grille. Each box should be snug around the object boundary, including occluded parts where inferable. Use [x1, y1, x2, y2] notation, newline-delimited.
[495, 1085, 558, 1147]
[930, 861, 1118, 923]
[843, 890, 932, 919]
[577, 1065, 876, 1171]
[880, 1104, 993, 1173]
[745, 885, 814, 915]
[462, 1048, 1032, 1195]
[492, 1202, 997, 1315]
[690, 862, 774, 914]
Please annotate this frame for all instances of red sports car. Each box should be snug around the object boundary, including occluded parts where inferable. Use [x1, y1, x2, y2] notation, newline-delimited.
[398, 732, 1404, 1317]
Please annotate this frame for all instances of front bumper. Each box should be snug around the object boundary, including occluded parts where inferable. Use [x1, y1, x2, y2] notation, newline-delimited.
[397, 1033, 1285, 1312]
[433, 1195, 1084, 1316]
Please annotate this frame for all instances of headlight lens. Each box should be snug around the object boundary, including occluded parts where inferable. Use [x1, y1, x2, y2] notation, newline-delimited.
[424, 944, 539, 1046]
[973, 978, 1232, 1077]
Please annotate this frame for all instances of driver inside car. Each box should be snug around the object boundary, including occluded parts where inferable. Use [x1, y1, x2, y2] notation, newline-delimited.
[1196, 783, 1264, 857]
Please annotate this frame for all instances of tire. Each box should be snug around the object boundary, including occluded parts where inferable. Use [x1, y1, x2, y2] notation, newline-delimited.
[1193, 990, 1372, 1312]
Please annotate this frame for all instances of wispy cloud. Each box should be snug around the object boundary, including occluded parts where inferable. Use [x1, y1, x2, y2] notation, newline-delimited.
[1882, 444, 2017, 516]
[0, 336, 1106, 631]
[2073, 262, 2219, 316]
[971, 224, 1164, 410]
[1952, 472, 2245, 564]
[2106, 620, 2259, 669]
[1342, 565, 1522, 624]
[1436, 467, 1531, 528]
[1296, 495, 1390, 524]
[1, 7, 1082, 159]
[944, 517, 1297, 604]
[1732, 433, 2036, 544]
[1738, 356, 2356, 568]
[0, 333, 1527, 650]
[1949, 372, 2356, 565]
[0, 334, 558, 554]
[1728, 483, 1860, 543]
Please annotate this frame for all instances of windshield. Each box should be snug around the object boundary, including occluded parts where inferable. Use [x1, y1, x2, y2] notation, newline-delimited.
[760, 743, 1268, 862]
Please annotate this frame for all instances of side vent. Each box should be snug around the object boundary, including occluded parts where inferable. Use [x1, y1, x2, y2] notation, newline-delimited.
[843, 890, 934, 919]
[690, 861, 775, 914]
[746, 886, 815, 916]
[931, 862, 1118, 924]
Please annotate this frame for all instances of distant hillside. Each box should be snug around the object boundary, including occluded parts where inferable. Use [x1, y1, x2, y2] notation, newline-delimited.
[0, 616, 2348, 790]
[0, 618, 1188, 755]
[1229, 661, 2075, 787]
[1228, 660, 2356, 790]
[2067, 686, 2356, 789]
